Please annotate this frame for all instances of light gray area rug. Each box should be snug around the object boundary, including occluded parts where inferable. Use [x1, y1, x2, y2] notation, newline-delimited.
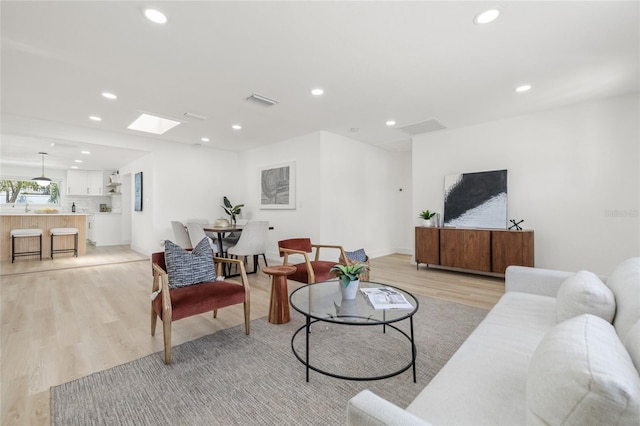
[52, 296, 488, 425]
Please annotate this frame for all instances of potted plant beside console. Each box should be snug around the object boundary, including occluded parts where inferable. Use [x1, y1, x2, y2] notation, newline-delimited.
[330, 263, 370, 299]
[419, 210, 437, 227]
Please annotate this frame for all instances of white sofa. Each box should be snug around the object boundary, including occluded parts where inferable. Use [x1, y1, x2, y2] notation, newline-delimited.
[347, 257, 640, 426]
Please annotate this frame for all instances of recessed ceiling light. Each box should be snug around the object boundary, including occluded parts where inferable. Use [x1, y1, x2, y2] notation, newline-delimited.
[128, 113, 181, 135]
[474, 9, 500, 24]
[515, 84, 532, 93]
[74, 160, 83, 163]
[144, 8, 167, 24]
[201, 137, 210, 142]
[386, 120, 396, 126]
[101, 92, 117, 100]
[232, 124, 242, 130]
[81, 150, 91, 155]
[311, 88, 324, 96]
[71, 166, 78, 169]
[89, 115, 102, 121]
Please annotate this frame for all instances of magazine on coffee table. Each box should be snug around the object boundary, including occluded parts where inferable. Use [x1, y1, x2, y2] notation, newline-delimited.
[360, 287, 413, 310]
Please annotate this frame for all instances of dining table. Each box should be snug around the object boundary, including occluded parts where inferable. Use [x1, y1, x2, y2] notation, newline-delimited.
[203, 224, 244, 256]
[203, 223, 274, 276]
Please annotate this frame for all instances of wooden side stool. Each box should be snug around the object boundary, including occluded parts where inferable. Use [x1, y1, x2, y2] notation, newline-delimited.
[10, 228, 44, 263]
[262, 265, 297, 324]
[50, 227, 79, 259]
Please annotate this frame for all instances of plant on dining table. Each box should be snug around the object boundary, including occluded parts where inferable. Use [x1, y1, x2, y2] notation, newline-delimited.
[330, 263, 369, 287]
[222, 196, 244, 224]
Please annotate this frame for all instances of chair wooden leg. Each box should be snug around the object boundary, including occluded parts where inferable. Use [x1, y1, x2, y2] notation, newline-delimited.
[244, 301, 250, 335]
[162, 317, 172, 364]
[213, 309, 218, 318]
[151, 309, 157, 336]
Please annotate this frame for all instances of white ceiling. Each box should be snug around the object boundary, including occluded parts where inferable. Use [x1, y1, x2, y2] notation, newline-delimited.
[1, 1, 638, 171]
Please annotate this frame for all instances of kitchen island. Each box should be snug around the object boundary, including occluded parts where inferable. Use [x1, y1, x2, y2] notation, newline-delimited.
[0, 213, 87, 261]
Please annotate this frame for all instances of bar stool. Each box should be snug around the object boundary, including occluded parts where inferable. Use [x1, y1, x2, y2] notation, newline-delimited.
[50, 227, 79, 259]
[262, 265, 296, 324]
[10, 228, 43, 263]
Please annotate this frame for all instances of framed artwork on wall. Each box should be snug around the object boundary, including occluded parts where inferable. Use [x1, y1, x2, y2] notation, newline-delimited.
[443, 169, 507, 229]
[260, 162, 296, 209]
[134, 172, 143, 212]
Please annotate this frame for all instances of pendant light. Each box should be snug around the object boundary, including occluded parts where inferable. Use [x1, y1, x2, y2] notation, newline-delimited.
[32, 152, 51, 187]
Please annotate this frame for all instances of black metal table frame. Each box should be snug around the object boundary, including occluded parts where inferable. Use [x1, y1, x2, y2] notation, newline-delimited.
[290, 311, 417, 383]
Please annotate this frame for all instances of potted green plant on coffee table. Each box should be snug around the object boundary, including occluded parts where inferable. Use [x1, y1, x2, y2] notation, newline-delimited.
[330, 263, 370, 299]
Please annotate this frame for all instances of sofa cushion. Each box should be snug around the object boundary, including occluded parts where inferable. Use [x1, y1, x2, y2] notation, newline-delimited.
[406, 292, 557, 425]
[624, 319, 640, 372]
[556, 270, 615, 323]
[526, 314, 640, 426]
[164, 238, 216, 289]
[605, 257, 640, 343]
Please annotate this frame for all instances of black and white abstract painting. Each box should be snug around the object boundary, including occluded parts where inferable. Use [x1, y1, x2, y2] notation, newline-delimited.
[443, 169, 507, 229]
[260, 162, 296, 209]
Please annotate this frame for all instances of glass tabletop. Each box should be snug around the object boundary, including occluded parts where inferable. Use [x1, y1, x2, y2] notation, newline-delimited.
[289, 280, 418, 325]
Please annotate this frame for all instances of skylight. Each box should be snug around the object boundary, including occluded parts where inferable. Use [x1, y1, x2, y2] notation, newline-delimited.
[128, 113, 181, 135]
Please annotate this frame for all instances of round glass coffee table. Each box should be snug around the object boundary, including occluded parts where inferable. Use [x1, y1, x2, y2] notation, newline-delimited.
[289, 280, 419, 382]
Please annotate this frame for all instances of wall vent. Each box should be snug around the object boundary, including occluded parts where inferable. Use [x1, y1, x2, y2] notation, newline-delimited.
[245, 93, 279, 107]
[398, 119, 446, 135]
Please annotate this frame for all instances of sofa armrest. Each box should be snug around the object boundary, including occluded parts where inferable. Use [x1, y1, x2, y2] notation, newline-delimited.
[346, 390, 431, 426]
[505, 265, 574, 297]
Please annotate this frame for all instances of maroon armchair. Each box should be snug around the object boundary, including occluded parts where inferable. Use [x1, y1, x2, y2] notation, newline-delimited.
[150, 252, 250, 364]
[277, 238, 347, 284]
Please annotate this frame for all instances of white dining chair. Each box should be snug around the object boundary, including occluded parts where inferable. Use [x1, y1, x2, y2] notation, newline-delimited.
[186, 218, 217, 240]
[171, 221, 193, 249]
[226, 221, 269, 274]
[222, 218, 248, 246]
[185, 222, 218, 254]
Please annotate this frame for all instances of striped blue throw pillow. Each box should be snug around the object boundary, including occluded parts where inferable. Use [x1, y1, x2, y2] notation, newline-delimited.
[164, 238, 216, 288]
[346, 248, 367, 262]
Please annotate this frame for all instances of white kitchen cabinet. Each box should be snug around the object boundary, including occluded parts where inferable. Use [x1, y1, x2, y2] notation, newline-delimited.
[87, 171, 105, 195]
[66, 170, 106, 195]
[91, 213, 122, 246]
[67, 170, 88, 195]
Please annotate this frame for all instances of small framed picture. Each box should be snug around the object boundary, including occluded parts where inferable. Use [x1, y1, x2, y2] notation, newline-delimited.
[134, 172, 143, 212]
[260, 162, 295, 209]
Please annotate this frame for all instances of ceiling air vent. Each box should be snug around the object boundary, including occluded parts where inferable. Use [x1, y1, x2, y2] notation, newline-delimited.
[183, 112, 207, 121]
[245, 93, 279, 107]
[398, 119, 446, 135]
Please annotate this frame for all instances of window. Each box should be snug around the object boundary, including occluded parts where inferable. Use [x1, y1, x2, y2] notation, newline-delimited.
[0, 179, 60, 205]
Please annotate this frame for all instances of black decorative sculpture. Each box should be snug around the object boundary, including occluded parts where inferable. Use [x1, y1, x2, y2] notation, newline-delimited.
[509, 219, 524, 231]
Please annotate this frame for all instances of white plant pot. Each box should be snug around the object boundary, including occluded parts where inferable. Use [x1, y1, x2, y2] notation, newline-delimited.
[341, 279, 360, 300]
[422, 219, 432, 227]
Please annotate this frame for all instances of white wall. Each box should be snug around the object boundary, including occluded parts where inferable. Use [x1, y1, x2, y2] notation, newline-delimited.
[413, 94, 639, 275]
[120, 144, 243, 255]
[241, 132, 322, 260]
[318, 131, 411, 258]
[391, 149, 413, 254]
[241, 131, 412, 261]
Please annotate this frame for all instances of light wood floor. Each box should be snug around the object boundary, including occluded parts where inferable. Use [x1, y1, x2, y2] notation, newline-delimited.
[0, 246, 504, 425]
